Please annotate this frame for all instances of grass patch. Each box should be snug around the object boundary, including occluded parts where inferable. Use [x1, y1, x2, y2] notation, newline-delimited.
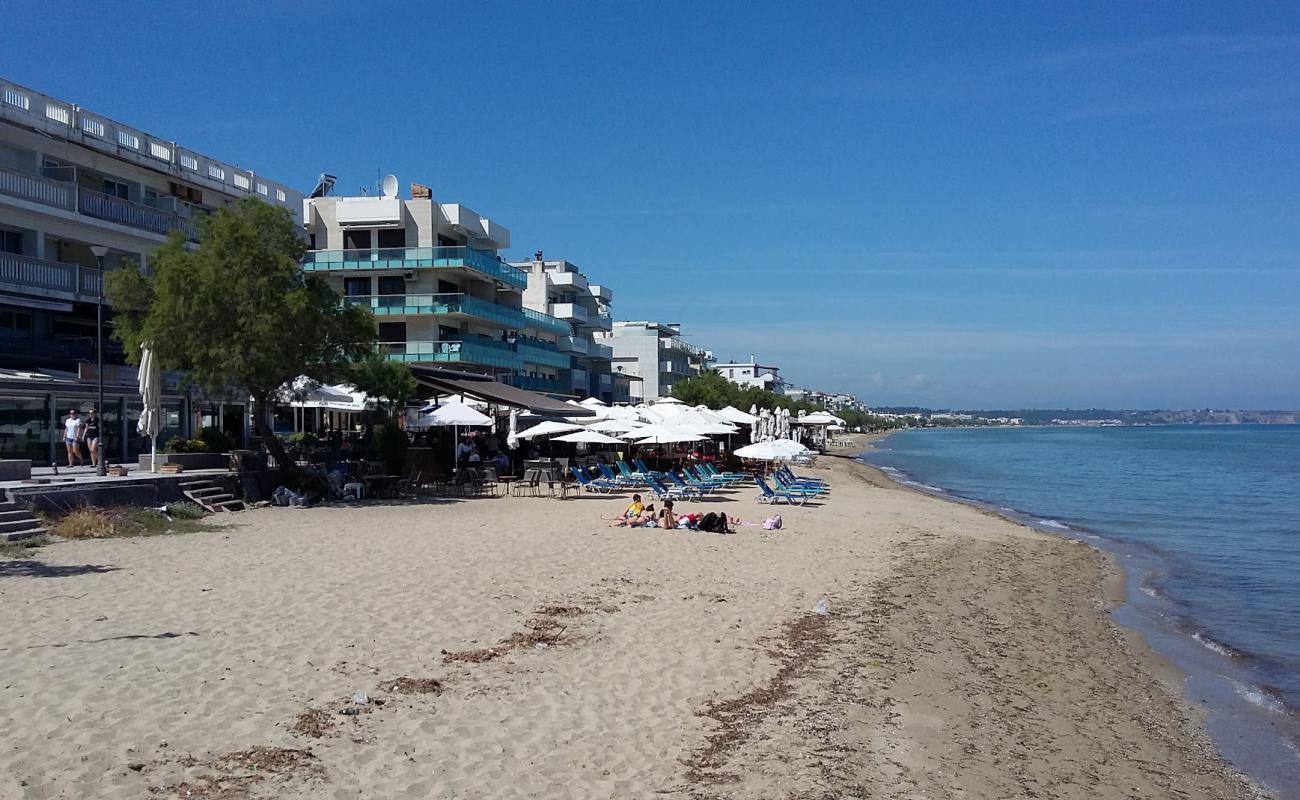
[164, 501, 208, 520]
[39, 506, 215, 539]
[0, 535, 48, 556]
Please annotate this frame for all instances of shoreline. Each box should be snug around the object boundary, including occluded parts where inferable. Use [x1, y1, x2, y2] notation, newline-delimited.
[0, 441, 1272, 798]
[844, 430, 1281, 798]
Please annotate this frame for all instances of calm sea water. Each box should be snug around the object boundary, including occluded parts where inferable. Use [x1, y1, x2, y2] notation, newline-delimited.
[859, 425, 1300, 796]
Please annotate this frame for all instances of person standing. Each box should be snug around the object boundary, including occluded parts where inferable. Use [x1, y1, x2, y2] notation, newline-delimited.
[63, 409, 84, 467]
[83, 409, 102, 469]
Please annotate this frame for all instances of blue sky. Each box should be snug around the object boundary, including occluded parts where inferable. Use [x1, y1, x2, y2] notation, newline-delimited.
[5, 1, 1299, 408]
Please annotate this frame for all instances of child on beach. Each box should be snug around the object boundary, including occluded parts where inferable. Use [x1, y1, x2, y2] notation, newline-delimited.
[604, 495, 658, 527]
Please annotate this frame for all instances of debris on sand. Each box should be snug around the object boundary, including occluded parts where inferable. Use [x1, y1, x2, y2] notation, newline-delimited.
[382, 677, 444, 695]
[290, 708, 334, 739]
[442, 618, 570, 664]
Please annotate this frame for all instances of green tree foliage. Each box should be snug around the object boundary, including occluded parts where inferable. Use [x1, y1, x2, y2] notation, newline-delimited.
[350, 353, 418, 419]
[671, 370, 825, 415]
[106, 198, 375, 470]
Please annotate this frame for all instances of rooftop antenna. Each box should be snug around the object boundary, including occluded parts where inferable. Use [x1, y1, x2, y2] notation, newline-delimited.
[381, 173, 398, 199]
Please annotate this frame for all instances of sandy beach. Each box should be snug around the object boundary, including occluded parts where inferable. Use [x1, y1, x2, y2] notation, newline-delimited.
[0, 436, 1269, 799]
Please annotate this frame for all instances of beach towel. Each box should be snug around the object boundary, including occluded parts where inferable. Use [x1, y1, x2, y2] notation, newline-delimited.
[763, 515, 783, 530]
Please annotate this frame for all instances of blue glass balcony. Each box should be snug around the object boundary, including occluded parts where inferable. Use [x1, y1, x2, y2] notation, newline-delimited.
[516, 341, 571, 369]
[377, 339, 522, 370]
[304, 246, 528, 290]
[344, 293, 571, 336]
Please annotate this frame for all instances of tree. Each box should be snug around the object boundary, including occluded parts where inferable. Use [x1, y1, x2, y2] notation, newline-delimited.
[107, 198, 375, 471]
[350, 354, 418, 420]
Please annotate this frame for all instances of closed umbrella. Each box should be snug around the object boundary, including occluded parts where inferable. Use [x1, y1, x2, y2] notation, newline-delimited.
[137, 344, 162, 472]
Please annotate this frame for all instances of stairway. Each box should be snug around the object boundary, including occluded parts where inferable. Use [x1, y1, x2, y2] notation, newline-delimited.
[0, 501, 47, 543]
[179, 479, 246, 513]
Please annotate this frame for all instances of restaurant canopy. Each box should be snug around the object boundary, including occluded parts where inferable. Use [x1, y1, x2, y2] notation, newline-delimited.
[410, 366, 596, 417]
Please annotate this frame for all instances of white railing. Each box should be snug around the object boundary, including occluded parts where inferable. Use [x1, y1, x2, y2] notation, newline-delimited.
[0, 252, 79, 296]
[0, 164, 75, 210]
[78, 187, 198, 240]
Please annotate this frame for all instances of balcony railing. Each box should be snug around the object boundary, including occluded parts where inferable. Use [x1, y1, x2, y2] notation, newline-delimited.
[377, 339, 522, 370]
[509, 375, 565, 394]
[0, 164, 75, 210]
[516, 341, 571, 369]
[0, 252, 108, 302]
[303, 246, 528, 289]
[77, 187, 198, 240]
[589, 342, 614, 360]
[344, 293, 569, 335]
[548, 302, 589, 324]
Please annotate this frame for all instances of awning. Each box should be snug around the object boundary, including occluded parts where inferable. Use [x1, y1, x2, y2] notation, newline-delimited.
[410, 366, 596, 417]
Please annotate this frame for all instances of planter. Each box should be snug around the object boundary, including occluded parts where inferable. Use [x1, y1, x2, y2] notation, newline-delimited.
[0, 459, 32, 481]
[138, 452, 231, 471]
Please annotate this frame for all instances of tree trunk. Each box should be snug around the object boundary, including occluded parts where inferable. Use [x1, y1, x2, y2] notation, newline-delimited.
[253, 394, 296, 477]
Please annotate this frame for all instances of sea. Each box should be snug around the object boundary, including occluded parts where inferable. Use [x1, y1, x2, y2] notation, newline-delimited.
[858, 424, 1300, 797]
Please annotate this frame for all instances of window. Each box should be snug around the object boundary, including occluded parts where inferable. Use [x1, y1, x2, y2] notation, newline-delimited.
[438, 325, 460, 341]
[343, 278, 371, 297]
[275, 189, 286, 202]
[0, 310, 32, 336]
[1, 230, 21, 255]
[377, 322, 406, 343]
[377, 276, 405, 296]
[376, 228, 405, 249]
[102, 178, 129, 200]
[343, 230, 371, 250]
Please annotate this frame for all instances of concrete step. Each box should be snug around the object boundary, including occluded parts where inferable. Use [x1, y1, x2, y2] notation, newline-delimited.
[0, 501, 18, 513]
[186, 487, 225, 497]
[0, 518, 40, 534]
[2, 527, 46, 543]
[178, 481, 217, 490]
[0, 510, 31, 522]
[213, 500, 246, 512]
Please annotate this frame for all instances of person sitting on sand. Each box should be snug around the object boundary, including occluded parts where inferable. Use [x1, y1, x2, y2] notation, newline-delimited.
[658, 499, 678, 529]
[622, 494, 644, 520]
[605, 501, 656, 527]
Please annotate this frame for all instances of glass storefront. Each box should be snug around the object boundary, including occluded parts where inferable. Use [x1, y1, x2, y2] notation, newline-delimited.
[0, 396, 49, 464]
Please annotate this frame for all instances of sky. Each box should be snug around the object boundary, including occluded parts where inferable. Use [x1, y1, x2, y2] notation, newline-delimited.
[4, 1, 1299, 409]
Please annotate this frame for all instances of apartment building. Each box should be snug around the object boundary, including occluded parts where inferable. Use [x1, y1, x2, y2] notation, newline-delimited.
[301, 182, 572, 392]
[716, 357, 788, 396]
[0, 78, 302, 464]
[511, 252, 627, 400]
[596, 321, 713, 402]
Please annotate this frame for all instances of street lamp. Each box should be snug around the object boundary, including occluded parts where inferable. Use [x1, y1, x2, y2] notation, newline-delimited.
[89, 245, 109, 476]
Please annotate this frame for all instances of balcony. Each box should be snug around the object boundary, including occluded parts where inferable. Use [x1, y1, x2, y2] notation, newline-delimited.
[548, 302, 589, 324]
[0, 164, 75, 211]
[377, 339, 522, 371]
[304, 247, 527, 289]
[548, 270, 588, 291]
[78, 188, 198, 240]
[0, 252, 104, 302]
[344, 293, 571, 335]
[516, 341, 571, 369]
[557, 334, 588, 355]
[589, 312, 613, 332]
[509, 375, 566, 394]
[570, 367, 589, 389]
[588, 342, 614, 360]
[589, 283, 613, 302]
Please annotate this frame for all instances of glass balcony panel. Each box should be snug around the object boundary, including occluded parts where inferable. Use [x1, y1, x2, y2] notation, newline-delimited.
[303, 246, 527, 288]
[346, 293, 570, 335]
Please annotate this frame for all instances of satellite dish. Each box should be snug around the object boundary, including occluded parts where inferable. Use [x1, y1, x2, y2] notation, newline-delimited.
[381, 174, 399, 198]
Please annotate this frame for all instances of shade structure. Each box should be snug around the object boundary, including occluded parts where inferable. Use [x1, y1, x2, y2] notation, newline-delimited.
[653, 396, 685, 405]
[515, 420, 583, 439]
[669, 408, 738, 435]
[409, 366, 595, 417]
[584, 418, 640, 433]
[422, 402, 494, 427]
[579, 397, 608, 407]
[136, 344, 162, 472]
[733, 439, 809, 461]
[795, 411, 846, 426]
[604, 405, 643, 421]
[553, 430, 626, 444]
[634, 430, 708, 444]
[717, 405, 759, 425]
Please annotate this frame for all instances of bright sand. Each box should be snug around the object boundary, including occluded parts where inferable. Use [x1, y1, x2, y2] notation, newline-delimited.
[0, 437, 1270, 799]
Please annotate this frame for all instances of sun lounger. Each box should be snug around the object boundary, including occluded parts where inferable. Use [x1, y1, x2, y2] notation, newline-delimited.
[755, 476, 810, 505]
[666, 471, 717, 494]
[570, 466, 623, 494]
[774, 474, 827, 498]
[648, 474, 700, 500]
[599, 463, 643, 487]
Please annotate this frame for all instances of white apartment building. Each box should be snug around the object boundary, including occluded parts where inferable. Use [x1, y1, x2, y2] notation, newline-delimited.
[511, 252, 628, 400]
[0, 78, 303, 464]
[596, 321, 713, 402]
[716, 357, 788, 396]
[301, 182, 572, 393]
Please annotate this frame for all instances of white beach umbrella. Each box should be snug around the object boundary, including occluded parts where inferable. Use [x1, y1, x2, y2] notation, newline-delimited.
[584, 418, 640, 433]
[734, 439, 809, 461]
[553, 430, 626, 445]
[515, 420, 583, 439]
[137, 344, 162, 472]
[654, 396, 684, 405]
[718, 405, 759, 425]
[424, 402, 493, 427]
[604, 405, 642, 421]
[579, 397, 608, 407]
[634, 430, 708, 444]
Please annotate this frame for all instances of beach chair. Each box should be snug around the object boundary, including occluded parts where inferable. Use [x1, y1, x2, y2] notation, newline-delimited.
[617, 460, 652, 483]
[778, 465, 828, 488]
[633, 459, 662, 478]
[683, 465, 729, 487]
[570, 466, 623, 494]
[647, 474, 700, 501]
[691, 464, 742, 486]
[700, 462, 749, 483]
[774, 474, 827, 498]
[754, 476, 810, 506]
[599, 463, 643, 487]
[666, 470, 717, 494]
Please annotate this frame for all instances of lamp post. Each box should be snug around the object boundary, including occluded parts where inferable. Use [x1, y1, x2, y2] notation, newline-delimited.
[89, 245, 109, 476]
